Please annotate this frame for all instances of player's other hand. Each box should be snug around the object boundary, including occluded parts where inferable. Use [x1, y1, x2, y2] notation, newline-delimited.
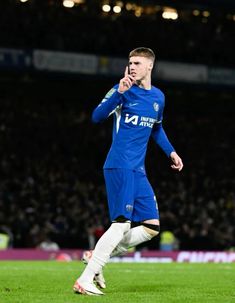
[118, 66, 135, 94]
[170, 151, 183, 171]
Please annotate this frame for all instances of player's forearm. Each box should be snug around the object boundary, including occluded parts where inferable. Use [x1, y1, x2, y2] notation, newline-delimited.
[152, 124, 175, 157]
[92, 91, 123, 123]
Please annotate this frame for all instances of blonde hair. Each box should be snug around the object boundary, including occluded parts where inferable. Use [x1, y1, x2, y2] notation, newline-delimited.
[129, 47, 155, 63]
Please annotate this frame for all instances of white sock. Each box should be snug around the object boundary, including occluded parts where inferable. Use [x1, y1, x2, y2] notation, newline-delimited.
[78, 222, 130, 283]
[111, 225, 152, 257]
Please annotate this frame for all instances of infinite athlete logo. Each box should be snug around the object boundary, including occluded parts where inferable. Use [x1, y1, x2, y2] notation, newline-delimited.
[124, 114, 156, 128]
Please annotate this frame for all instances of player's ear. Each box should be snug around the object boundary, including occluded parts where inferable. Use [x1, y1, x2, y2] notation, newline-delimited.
[148, 61, 153, 70]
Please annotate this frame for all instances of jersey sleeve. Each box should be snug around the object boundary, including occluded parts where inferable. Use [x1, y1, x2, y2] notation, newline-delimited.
[151, 123, 175, 157]
[151, 93, 175, 157]
[92, 85, 123, 123]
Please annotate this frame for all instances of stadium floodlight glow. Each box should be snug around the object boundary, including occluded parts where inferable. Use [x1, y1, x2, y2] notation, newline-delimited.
[126, 3, 132, 11]
[162, 8, 178, 20]
[135, 7, 143, 17]
[202, 11, 210, 17]
[113, 5, 121, 13]
[63, 0, 75, 8]
[102, 4, 111, 12]
[20, 0, 29, 2]
[193, 10, 200, 16]
[116, 1, 123, 8]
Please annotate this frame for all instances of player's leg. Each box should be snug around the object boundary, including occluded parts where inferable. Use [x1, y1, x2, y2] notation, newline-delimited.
[82, 250, 106, 289]
[111, 171, 160, 257]
[74, 219, 130, 294]
[81, 219, 160, 290]
[73, 169, 134, 295]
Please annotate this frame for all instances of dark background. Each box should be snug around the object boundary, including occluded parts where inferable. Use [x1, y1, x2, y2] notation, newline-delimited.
[0, 0, 234, 251]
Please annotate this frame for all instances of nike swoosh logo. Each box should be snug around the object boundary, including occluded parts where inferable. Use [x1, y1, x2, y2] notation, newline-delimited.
[128, 103, 138, 107]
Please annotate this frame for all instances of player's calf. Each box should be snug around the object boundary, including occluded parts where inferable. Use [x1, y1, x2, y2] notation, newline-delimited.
[111, 223, 160, 257]
[141, 223, 160, 238]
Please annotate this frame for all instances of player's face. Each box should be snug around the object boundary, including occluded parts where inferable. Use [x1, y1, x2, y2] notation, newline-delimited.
[129, 56, 153, 81]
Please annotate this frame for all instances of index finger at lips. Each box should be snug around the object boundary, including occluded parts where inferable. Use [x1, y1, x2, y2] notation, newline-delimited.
[123, 77, 132, 87]
[127, 74, 135, 82]
[124, 66, 129, 77]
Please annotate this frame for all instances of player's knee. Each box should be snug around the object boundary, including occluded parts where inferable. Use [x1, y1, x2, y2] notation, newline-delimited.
[141, 223, 160, 238]
[112, 216, 131, 234]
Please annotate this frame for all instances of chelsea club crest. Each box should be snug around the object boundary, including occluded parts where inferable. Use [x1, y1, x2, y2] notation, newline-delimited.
[153, 102, 159, 112]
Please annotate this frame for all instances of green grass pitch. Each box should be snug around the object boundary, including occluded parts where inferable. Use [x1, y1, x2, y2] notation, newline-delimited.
[0, 261, 235, 303]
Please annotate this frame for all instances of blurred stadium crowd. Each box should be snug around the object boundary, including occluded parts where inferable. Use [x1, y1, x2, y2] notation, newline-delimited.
[0, 0, 235, 67]
[0, 77, 234, 251]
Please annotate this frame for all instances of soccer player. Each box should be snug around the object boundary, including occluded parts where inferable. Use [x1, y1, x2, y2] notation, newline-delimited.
[73, 47, 183, 295]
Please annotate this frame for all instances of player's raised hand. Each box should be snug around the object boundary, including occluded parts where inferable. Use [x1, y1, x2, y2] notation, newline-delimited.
[170, 151, 183, 171]
[118, 66, 135, 94]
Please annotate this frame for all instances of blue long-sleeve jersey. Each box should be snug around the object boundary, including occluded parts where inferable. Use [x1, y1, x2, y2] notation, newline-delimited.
[92, 84, 175, 173]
